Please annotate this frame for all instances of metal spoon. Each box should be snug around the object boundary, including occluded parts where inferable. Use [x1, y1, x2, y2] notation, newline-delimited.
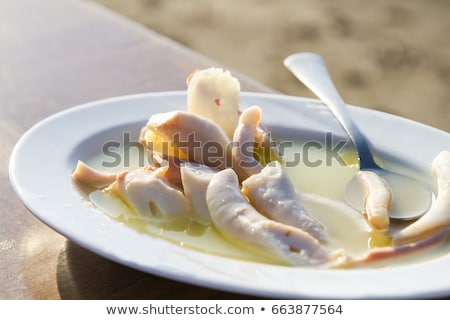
[284, 52, 433, 220]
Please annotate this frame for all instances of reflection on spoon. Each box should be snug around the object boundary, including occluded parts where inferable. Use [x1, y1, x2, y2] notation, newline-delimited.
[284, 52, 433, 221]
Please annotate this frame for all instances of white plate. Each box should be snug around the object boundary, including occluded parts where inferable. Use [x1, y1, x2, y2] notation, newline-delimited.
[10, 91, 450, 299]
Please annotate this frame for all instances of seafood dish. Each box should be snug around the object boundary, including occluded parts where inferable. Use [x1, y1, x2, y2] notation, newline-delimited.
[72, 68, 450, 268]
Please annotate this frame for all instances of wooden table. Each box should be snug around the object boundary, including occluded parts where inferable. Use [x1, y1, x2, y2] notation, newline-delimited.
[0, 0, 271, 299]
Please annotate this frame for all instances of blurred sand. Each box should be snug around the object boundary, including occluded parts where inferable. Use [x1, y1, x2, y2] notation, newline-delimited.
[94, 0, 450, 132]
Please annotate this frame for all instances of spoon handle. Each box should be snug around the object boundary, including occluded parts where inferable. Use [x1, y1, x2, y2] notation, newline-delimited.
[284, 52, 377, 169]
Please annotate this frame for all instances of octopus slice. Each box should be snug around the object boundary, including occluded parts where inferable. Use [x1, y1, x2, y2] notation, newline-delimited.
[150, 153, 184, 190]
[342, 228, 449, 268]
[394, 150, 450, 244]
[72, 161, 190, 221]
[187, 67, 240, 139]
[180, 162, 218, 225]
[143, 111, 232, 170]
[72, 160, 117, 188]
[241, 161, 327, 242]
[231, 105, 264, 181]
[108, 167, 190, 221]
[356, 170, 392, 232]
[206, 168, 346, 266]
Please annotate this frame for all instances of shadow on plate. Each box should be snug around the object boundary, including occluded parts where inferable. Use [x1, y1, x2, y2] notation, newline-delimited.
[57, 240, 258, 299]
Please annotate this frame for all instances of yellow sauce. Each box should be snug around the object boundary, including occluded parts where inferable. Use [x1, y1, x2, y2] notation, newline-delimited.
[88, 189, 283, 265]
[82, 140, 449, 268]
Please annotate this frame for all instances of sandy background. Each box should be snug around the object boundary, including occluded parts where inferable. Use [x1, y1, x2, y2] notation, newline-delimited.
[94, 0, 450, 132]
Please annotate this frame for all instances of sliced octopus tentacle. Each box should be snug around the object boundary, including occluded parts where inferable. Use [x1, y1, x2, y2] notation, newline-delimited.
[108, 167, 190, 220]
[180, 162, 218, 225]
[151, 154, 184, 190]
[357, 170, 392, 232]
[72, 161, 190, 221]
[241, 161, 328, 242]
[72, 160, 117, 188]
[143, 111, 232, 170]
[340, 228, 449, 268]
[394, 150, 450, 245]
[206, 168, 346, 266]
[231, 105, 264, 181]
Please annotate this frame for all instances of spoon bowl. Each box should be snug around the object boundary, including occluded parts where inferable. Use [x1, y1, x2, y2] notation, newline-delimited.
[345, 168, 432, 220]
[284, 52, 433, 220]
